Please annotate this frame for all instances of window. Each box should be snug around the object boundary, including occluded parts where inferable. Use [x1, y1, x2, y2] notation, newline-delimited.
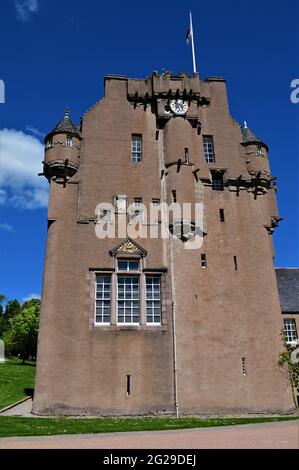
[219, 209, 225, 222]
[284, 319, 298, 344]
[131, 135, 142, 162]
[126, 375, 131, 396]
[66, 135, 73, 147]
[234, 256, 238, 272]
[114, 195, 127, 214]
[212, 172, 224, 191]
[118, 260, 139, 271]
[152, 199, 160, 208]
[203, 136, 215, 163]
[256, 145, 263, 156]
[242, 358, 247, 376]
[95, 276, 111, 324]
[184, 147, 190, 163]
[134, 198, 142, 208]
[117, 277, 140, 324]
[46, 137, 53, 148]
[172, 190, 177, 203]
[146, 277, 161, 324]
[201, 254, 207, 268]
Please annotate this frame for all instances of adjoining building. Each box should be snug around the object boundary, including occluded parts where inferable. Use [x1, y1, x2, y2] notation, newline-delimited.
[276, 268, 299, 406]
[33, 72, 295, 416]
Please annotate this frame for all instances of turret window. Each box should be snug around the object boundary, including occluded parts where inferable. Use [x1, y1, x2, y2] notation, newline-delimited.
[66, 135, 73, 147]
[131, 134, 142, 162]
[46, 137, 53, 148]
[203, 136, 215, 164]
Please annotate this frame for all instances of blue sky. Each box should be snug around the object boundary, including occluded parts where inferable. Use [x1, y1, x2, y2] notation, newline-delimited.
[0, 0, 298, 302]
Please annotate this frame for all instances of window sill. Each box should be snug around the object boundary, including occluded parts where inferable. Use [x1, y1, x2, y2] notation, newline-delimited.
[92, 324, 166, 332]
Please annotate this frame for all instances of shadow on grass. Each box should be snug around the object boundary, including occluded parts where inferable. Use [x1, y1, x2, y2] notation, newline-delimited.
[24, 388, 34, 398]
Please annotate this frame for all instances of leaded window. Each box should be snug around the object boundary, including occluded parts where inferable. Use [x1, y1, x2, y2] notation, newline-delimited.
[95, 275, 111, 324]
[203, 136, 215, 164]
[146, 277, 161, 324]
[117, 276, 140, 324]
[284, 319, 298, 344]
[131, 135, 142, 162]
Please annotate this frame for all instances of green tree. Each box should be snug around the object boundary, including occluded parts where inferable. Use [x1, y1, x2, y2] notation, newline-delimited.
[0, 298, 22, 338]
[3, 300, 40, 362]
[0, 294, 7, 337]
[5, 300, 22, 319]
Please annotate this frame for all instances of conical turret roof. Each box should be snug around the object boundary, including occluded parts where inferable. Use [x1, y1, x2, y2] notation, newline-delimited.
[241, 122, 268, 151]
[45, 107, 81, 142]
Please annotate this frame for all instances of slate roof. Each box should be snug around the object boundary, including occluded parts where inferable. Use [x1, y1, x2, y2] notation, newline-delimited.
[241, 124, 269, 151]
[45, 107, 81, 142]
[276, 268, 299, 313]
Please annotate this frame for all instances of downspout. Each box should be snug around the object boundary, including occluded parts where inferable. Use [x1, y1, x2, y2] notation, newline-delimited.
[170, 240, 179, 418]
[158, 127, 179, 418]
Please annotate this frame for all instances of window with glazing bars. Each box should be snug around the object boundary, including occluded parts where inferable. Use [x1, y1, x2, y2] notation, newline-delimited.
[203, 136, 215, 163]
[118, 260, 139, 271]
[284, 319, 298, 344]
[212, 172, 224, 191]
[131, 135, 142, 162]
[146, 277, 161, 324]
[95, 275, 111, 324]
[117, 277, 140, 324]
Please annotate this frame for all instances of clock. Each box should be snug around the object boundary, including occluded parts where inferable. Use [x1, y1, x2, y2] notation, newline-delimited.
[170, 99, 189, 115]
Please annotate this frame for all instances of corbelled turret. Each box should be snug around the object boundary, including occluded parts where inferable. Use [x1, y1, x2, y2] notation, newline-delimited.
[42, 107, 81, 182]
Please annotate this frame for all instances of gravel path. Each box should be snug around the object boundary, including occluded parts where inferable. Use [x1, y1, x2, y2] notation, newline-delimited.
[0, 398, 33, 417]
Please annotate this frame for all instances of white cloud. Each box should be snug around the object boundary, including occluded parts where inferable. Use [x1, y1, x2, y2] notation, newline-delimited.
[14, 0, 39, 22]
[26, 125, 45, 140]
[22, 293, 41, 302]
[0, 128, 48, 209]
[0, 223, 14, 233]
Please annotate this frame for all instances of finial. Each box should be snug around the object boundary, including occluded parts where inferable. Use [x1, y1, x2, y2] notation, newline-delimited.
[243, 121, 248, 129]
[64, 107, 70, 119]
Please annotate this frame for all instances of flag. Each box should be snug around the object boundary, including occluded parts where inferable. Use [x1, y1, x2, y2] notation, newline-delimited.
[186, 27, 192, 44]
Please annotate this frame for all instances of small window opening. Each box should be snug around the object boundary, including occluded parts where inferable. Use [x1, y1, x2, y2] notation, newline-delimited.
[242, 358, 247, 376]
[184, 147, 190, 163]
[234, 256, 238, 272]
[126, 375, 131, 396]
[172, 190, 177, 203]
[201, 254, 207, 268]
[219, 209, 225, 222]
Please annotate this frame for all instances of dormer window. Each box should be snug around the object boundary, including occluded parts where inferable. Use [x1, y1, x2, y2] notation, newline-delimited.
[66, 135, 73, 147]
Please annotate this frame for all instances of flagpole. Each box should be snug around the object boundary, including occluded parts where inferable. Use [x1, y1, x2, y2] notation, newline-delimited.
[189, 10, 197, 74]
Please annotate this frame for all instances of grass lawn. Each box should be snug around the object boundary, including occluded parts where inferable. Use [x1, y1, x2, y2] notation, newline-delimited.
[0, 416, 298, 438]
[0, 357, 36, 410]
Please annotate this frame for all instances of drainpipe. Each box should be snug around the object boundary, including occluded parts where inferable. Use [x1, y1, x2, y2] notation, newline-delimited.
[170, 239, 179, 418]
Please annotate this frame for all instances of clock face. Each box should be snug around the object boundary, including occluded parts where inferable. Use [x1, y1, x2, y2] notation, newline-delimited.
[170, 99, 189, 115]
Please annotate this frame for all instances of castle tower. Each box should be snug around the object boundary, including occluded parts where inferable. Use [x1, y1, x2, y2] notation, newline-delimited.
[33, 72, 294, 416]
